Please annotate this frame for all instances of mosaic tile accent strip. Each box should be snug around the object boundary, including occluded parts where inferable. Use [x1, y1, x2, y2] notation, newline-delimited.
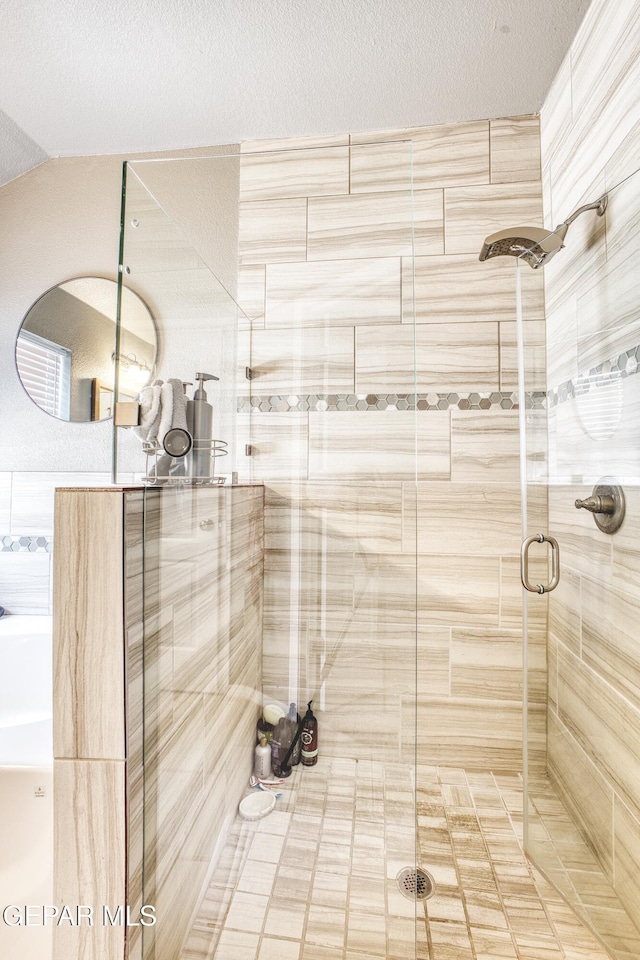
[1, 535, 53, 553]
[239, 391, 523, 413]
[546, 346, 640, 408]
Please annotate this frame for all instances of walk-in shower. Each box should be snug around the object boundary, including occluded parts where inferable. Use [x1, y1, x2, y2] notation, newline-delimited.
[101, 135, 640, 960]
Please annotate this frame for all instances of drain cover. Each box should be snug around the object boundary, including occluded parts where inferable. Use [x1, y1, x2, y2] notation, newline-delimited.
[396, 867, 435, 901]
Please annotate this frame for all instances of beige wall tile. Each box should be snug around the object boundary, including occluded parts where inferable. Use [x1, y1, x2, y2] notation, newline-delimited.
[237, 264, 266, 326]
[251, 412, 308, 480]
[239, 141, 349, 201]
[548, 483, 613, 582]
[500, 555, 547, 630]
[418, 697, 521, 771]
[350, 121, 490, 191]
[404, 252, 545, 324]
[490, 116, 541, 184]
[451, 411, 520, 481]
[355, 321, 499, 392]
[548, 711, 615, 878]
[417, 554, 501, 626]
[614, 797, 640, 933]
[612, 483, 640, 591]
[548, 567, 581, 658]
[53, 490, 125, 760]
[581, 574, 640, 713]
[451, 629, 522, 700]
[251, 326, 354, 393]
[239, 198, 307, 264]
[265, 257, 401, 327]
[444, 182, 543, 255]
[557, 645, 640, 820]
[499, 319, 546, 391]
[308, 410, 450, 480]
[411, 482, 521, 556]
[53, 759, 126, 960]
[264, 480, 404, 554]
[307, 189, 443, 259]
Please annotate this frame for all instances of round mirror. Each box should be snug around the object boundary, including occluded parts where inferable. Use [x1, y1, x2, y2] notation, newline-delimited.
[15, 277, 157, 422]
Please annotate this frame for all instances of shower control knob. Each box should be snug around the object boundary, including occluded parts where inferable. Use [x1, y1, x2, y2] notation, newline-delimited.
[574, 479, 625, 535]
[574, 495, 615, 515]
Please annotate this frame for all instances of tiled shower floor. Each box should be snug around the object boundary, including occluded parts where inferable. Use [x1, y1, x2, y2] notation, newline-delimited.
[182, 759, 614, 960]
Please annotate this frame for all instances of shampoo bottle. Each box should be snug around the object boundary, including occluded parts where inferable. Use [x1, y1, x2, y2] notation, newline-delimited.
[254, 736, 272, 780]
[187, 372, 219, 480]
[300, 700, 318, 766]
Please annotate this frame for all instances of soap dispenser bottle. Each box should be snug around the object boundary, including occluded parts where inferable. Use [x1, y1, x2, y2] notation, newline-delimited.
[301, 701, 318, 766]
[187, 372, 219, 480]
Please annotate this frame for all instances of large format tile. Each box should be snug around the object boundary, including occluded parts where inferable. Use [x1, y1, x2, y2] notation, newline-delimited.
[581, 573, 640, 713]
[250, 412, 308, 481]
[444, 182, 543, 256]
[265, 257, 400, 327]
[490, 116, 541, 184]
[53, 490, 125, 760]
[557, 645, 640, 820]
[239, 137, 350, 201]
[264, 480, 404, 554]
[308, 410, 450, 480]
[450, 629, 522, 701]
[355, 321, 499, 392]
[450, 411, 520, 481]
[237, 264, 266, 325]
[239, 198, 307, 264]
[307, 189, 443, 260]
[53, 759, 126, 960]
[403, 252, 545, 325]
[614, 796, 640, 933]
[418, 698, 522, 770]
[410, 482, 521, 556]
[547, 711, 615, 879]
[251, 326, 354, 393]
[350, 120, 490, 191]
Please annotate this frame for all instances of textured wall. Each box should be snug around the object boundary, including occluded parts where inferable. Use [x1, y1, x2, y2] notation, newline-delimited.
[240, 122, 546, 771]
[540, 0, 640, 935]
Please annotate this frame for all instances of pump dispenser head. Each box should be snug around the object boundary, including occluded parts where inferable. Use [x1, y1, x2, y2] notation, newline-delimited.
[194, 372, 219, 399]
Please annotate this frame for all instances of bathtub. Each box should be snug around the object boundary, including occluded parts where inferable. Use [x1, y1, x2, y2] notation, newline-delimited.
[0, 614, 53, 765]
[0, 615, 53, 960]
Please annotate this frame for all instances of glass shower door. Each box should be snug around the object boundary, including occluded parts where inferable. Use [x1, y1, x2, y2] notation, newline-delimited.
[521, 166, 640, 959]
[116, 145, 420, 960]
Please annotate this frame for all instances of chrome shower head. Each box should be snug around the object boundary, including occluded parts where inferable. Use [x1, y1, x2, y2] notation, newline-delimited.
[478, 196, 607, 269]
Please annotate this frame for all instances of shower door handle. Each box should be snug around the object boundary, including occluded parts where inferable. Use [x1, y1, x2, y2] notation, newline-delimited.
[520, 533, 560, 594]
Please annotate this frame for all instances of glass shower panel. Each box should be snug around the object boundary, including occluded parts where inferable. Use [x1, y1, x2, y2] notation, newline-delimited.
[521, 167, 640, 958]
[244, 138, 419, 960]
[118, 145, 419, 960]
[114, 155, 249, 486]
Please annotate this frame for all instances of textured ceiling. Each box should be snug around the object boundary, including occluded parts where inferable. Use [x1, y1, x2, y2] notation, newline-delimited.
[1, 0, 590, 162]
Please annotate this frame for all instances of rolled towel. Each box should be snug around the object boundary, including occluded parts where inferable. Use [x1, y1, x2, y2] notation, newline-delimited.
[134, 379, 163, 444]
[168, 378, 189, 431]
[157, 380, 175, 443]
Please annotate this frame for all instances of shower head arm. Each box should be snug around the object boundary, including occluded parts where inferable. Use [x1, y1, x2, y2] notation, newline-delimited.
[562, 196, 608, 227]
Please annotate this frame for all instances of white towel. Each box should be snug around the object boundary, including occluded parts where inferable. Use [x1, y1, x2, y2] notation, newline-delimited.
[134, 379, 163, 443]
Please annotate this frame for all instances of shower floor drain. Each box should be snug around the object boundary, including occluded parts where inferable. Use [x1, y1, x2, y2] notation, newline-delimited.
[396, 867, 435, 901]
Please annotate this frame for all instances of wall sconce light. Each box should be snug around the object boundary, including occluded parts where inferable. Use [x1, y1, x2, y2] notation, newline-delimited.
[112, 352, 152, 386]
